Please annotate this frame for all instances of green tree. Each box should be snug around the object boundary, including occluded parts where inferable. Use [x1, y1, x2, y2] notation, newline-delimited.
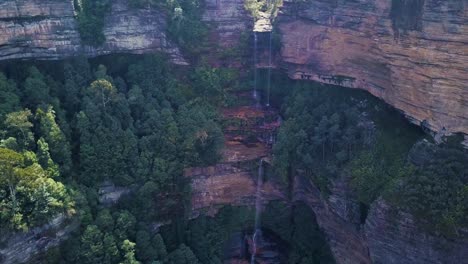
[136, 230, 158, 262]
[153, 234, 168, 260]
[95, 209, 114, 232]
[4, 109, 34, 150]
[177, 101, 223, 166]
[0, 148, 25, 230]
[120, 239, 140, 264]
[103, 233, 120, 264]
[0, 148, 71, 230]
[80, 225, 104, 264]
[114, 210, 136, 241]
[167, 244, 199, 264]
[89, 79, 116, 109]
[35, 105, 72, 172]
[36, 138, 59, 178]
[76, 0, 111, 45]
[22, 67, 50, 108]
[0, 73, 19, 117]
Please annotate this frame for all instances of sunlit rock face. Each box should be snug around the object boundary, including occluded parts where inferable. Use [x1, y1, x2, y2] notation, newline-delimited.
[0, 0, 186, 64]
[202, 0, 252, 47]
[278, 0, 468, 136]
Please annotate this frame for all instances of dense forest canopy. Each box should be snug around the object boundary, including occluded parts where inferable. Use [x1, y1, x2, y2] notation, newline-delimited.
[0, 55, 229, 263]
[273, 84, 467, 236]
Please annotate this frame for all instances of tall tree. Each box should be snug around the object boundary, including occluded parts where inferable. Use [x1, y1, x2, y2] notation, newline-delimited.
[35, 105, 72, 172]
[120, 240, 140, 264]
[0, 73, 20, 117]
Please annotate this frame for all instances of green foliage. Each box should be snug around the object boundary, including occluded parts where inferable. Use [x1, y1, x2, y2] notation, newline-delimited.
[395, 141, 467, 236]
[177, 100, 224, 166]
[273, 85, 367, 189]
[166, 0, 209, 57]
[0, 73, 19, 117]
[76, 0, 111, 46]
[4, 109, 34, 150]
[135, 230, 158, 262]
[263, 202, 335, 264]
[350, 151, 413, 206]
[120, 239, 141, 264]
[125, 0, 210, 57]
[167, 244, 199, 264]
[103, 233, 120, 264]
[80, 225, 105, 264]
[35, 106, 72, 173]
[22, 67, 51, 108]
[0, 148, 72, 231]
[244, 0, 283, 19]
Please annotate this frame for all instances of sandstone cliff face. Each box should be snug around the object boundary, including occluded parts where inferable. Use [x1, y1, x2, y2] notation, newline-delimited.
[0, 0, 186, 64]
[202, 0, 251, 47]
[278, 0, 468, 136]
[294, 174, 468, 264]
[293, 176, 371, 264]
[365, 199, 468, 264]
[186, 163, 284, 217]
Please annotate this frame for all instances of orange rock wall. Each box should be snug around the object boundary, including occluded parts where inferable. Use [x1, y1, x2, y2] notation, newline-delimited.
[278, 0, 468, 135]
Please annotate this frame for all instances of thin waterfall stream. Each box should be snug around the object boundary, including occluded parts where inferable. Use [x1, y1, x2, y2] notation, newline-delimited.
[253, 32, 259, 106]
[266, 31, 272, 107]
[251, 158, 264, 264]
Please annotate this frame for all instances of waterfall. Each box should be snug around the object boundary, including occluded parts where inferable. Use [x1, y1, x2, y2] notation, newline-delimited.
[251, 159, 264, 264]
[266, 31, 272, 107]
[253, 32, 259, 103]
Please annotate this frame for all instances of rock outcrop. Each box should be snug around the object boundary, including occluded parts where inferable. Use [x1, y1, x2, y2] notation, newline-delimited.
[278, 0, 468, 135]
[365, 199, 468, 264]
[186, 93, 284, 217]
[186, 163, 284, 217]
[98, 181, 131, 206]
[0, 215, 78, 264]
[293, 173, 468, 264]
[0, 0, 186, 64]
[293, 176, 371, 264]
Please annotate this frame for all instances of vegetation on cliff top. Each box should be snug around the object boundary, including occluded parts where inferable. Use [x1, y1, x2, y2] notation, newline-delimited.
[75, 0, 111, 46]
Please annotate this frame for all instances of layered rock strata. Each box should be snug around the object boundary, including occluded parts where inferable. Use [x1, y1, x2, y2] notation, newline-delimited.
[186, 95, 284, 217]
[202, 0, 252, 47]
[278, 0, 468, 135]
[365, 199, 468, 264]
[0, 0, 186, 64]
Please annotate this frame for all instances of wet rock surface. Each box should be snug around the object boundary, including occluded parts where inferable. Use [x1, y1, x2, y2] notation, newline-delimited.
[185, 92, 284, 217]
[224, 230, 287, 264]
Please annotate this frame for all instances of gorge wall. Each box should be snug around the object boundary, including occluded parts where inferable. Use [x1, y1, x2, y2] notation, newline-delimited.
[0, 0, 186, 64]
[278, 0, 468, 136]
[0, 0, 467, 263]
[0, 0, 466, 135]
